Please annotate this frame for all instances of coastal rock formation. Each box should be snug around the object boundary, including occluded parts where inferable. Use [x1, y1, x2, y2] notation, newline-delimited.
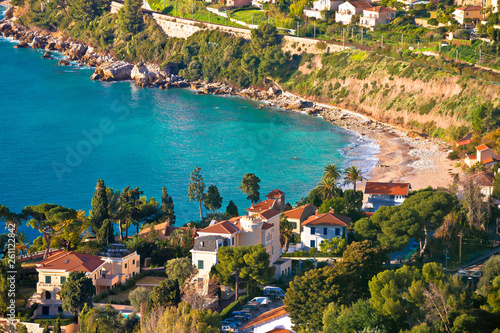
[45, 41, 56, 51]
[66, 42, 87, 59]
[58, 59, 70, 66]
[32, 37, 46, 49]
[131, 65, 156, 84]
[14, 41, 29, 48]
[92, 61, 134, 81]
[41, 51, 52, 59]
[4, 6, 15, 20]
[54, 40, 68, 52]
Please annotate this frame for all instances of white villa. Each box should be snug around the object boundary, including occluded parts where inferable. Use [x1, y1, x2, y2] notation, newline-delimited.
[335, 0, 373, 25]
[300, 210, 350, 250]
[362, 182, 411, 212]
[304, 0, 343, 19]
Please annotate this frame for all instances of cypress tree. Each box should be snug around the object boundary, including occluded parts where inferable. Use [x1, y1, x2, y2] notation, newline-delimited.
[53, 318, 61, 333]
[98, 219, 114, 245]
[91, 179, 109, 235]
[225, 200, 239, 218]
[161, 186, 176, 225]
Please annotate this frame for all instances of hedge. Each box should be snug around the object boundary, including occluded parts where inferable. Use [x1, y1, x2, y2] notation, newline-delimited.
[281, 251, 340, 258]
[220, 295, 250, 319]
[33, 316, 77, 326]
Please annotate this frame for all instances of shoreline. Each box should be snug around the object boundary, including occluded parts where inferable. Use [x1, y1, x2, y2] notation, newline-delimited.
[0, 9, 460, 192]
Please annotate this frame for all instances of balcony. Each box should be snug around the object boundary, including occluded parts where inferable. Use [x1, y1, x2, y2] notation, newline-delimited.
[96, 273, 120, 287]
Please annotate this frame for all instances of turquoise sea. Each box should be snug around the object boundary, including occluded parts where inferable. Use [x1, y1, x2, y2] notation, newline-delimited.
[0, 5, 378, 239]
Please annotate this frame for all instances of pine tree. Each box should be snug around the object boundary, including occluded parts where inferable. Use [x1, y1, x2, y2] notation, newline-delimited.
[188, 167, 206, 222]
[161, 186, 176, 225]
[118, 0, 143, 34]
[239, 173, 261, 204]
[203, 185, 223, 213]
[225, 200, 239, 218]
[90, 179, 109, 235]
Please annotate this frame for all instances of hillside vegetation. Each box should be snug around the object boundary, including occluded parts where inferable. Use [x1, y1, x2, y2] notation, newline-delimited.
[283, 50, 500, 137]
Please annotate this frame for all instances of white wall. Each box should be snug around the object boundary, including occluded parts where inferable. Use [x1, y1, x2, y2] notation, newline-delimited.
[301, 225, 345, 250]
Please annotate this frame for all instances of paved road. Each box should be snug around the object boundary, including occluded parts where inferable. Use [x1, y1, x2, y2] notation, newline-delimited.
[231, 299, 284, 333]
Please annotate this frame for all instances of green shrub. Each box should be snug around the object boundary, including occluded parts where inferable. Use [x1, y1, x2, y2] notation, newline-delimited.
[220, 295, 250, 319]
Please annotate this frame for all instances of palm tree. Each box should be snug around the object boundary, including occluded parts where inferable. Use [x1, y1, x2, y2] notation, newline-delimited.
[316, 176, 337, 200]
[279, 213, 294, 253]
[323, 164, 342, 182]
[343, 165, 365, 194]
[15, 232, 30, 262]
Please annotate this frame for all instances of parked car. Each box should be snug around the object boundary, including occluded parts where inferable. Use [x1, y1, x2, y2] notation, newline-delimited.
[250, 297, 272, 306]
[232, 311, 251, 320]
[234, 315, 249, 322]
[225, 317, 242, 326]
[221, 324, 237, 332]
[247, 301, 260, 309]
[263, 286, 286, 298]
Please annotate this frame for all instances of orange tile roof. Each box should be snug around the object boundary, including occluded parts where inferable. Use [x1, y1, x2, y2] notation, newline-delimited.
[241, 306, 288, 330]
[37, 251, 104, 273]
[266, 189, 284, 198]
[138, 222, 198, 240]
[476, 144, 490, 151]
[456, 132, 473, 146]
[302, 212, 351, 227]
[467, 171, 495, 187]
[260, 208, 281, 220]
[138, 221, 168, 236]
[247, 199, 276, 212]
[266, 329, 293, 333]
[199, 220, 239, 235]
[283, 204, 316, 220]
[466, 154, 477, 160]
[365, 5, 394, 12]
[348, 0, 373, 9]
[364, 182, 411, 196]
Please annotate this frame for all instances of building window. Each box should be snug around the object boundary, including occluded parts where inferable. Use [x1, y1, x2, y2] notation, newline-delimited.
[311, 227, 315, 235]
[125, 263, 127, 269]
[232, 237, 234, 246]
[133, 259, 135, 265]
[198, 260, 204, 270]
[61, 276, 66, 284]
[310, 240, 316, 248]
[272, 246, 274, 255]
[323, 228, 327, 235]
[200, 241, 205, 247]
[45, 276, 51, 284]
[335, 228, 341, 236]
[291, 222, 297, 229]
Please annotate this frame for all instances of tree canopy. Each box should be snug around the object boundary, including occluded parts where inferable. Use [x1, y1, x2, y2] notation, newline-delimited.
[203, 185, 223, 213]
[60, 271, 95, 315]
[188, 166, 206, 222]
[239, 173, 261, 204]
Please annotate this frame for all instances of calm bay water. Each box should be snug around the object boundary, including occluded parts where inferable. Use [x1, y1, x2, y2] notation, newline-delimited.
[0, 5, 378, 239]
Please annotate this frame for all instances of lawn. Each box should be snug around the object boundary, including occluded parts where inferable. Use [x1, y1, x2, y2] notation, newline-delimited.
[98, 276, 168, 304]
[231, 8, 267, 25]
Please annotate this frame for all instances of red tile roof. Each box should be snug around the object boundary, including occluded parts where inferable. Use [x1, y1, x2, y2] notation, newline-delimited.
[364, 182, 411, 196]
[476, 144, 490, 151]
[138, 222, 198, 240]
[302, 212, 351, 227]
[456, 132, 473, 146]
[457, 5, 482, 11]
[466, 154, 477, 160]
[260, 209, 281, 220]
[365, 6, 394, 12]
[467, 171, 495, 187]
[266, 329, 293, 333]
[262, 222, 274, 230]
[241, 306, 289, 330]
[482, 157, 499, 165]
[199, 220, 239, 235]
[283, 204, 316, 220]
[347, 0, 373, 9]
[266, 189, 284, 198]
[247, 199, 276, 212]
[37, 251, 104, 273]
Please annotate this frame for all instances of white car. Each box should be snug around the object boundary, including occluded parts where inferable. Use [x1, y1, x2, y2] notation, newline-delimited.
[250, 297, 272, 305]
[221, 324, 237, 332]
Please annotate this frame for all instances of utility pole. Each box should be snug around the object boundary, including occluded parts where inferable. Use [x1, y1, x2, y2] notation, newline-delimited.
[458, 232, 464, 264]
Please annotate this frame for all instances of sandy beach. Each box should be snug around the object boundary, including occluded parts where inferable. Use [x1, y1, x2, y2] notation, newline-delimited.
[356, 124, 460, 191]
